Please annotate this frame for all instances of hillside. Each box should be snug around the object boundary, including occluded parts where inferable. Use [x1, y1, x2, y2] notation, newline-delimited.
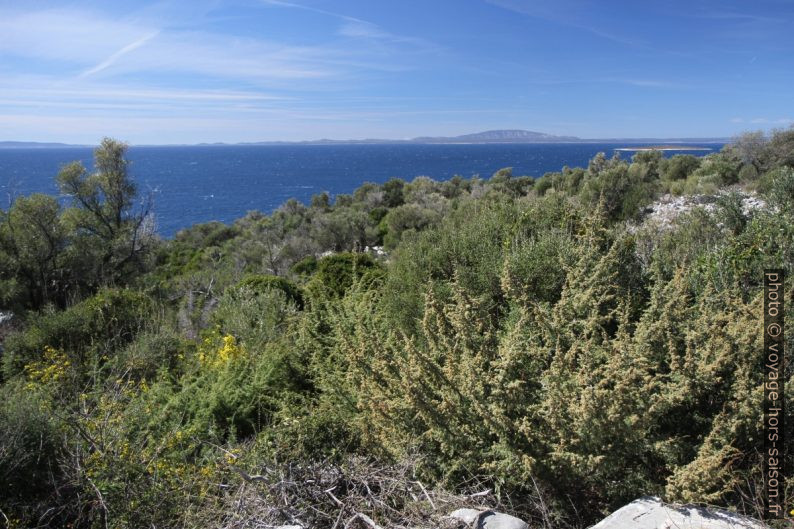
[411, 129, 581, 143]
[0, 130, 792, 528]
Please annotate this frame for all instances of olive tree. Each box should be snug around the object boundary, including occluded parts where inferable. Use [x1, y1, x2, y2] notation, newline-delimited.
[57, 138, 154, 288]
[0, 194, 68, 309]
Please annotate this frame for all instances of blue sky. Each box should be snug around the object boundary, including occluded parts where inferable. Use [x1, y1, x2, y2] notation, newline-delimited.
[1, 0, 792, 144]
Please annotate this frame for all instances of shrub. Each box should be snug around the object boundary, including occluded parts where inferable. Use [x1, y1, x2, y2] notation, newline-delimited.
[2, 288, 154, 380]
[290, 255, 318, 277]
[0, 381, 63, 524]
[382, 203, 441, 249]
[311, 252, 381, 299]
[662, 154, 701, 182]
[758, 166, 794, 211]
[235, 273, 304, 309]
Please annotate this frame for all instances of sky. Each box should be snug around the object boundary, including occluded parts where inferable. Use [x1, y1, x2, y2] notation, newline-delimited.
[1, 0, 793, 144]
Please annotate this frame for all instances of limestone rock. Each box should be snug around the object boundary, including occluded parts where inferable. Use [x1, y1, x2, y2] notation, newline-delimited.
[589, 497, 768, 529]
[446, 508, 529, 529]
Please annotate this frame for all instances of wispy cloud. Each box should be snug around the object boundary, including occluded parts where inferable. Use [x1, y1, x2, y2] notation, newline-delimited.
[338, 20, 392, 39]
[730, 117, 793, 124]
[262, 0, 437, 49]
[618, 79, 677, 88]
[260, 0, 360, 22]
[484, 0, 642, 47]
[0, 6, 408, 85]
[0, 4, 431, 142]
[79, 31, 160, 78]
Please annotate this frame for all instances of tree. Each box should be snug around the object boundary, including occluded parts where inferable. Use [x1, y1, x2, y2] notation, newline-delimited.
[727, 130, 767, 172]
[57, 138, 153, 287]
[662, 154, 700, 182]
[0, 194, 68, 309]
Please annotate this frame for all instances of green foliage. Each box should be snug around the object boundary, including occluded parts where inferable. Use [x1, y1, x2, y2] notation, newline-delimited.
[2, 288, 154, 380]
[2, 132, 792, 528]
[662, 154, 701, 181]
[383, 198, 516, 334]
[758, 166, 794, 211]
[290, 255, 318, 276]
[57, 138, 154, 288]
[0, 194, 67, 310]
[235, 273, 304, 309]
[310, 252, 382, 299]
[382, 177, 406, 207]
[579, 155, 658, 221]
[111, 326, 185, 382]
[382, 203, 441, 249]
[0, 381, 63, 524]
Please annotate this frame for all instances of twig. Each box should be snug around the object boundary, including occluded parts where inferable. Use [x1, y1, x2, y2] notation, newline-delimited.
[331, 507, 345, 529]
[413, 480, 436, 510]
[86, 475, 110, 529]
[231, 465, 268, 483]
[469, 489, 492, 498]
[345, 513, 383, 529]
[325, 487, 344, 507]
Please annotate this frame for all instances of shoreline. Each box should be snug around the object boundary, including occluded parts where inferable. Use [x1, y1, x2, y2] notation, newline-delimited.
[615, 146, 713, 152]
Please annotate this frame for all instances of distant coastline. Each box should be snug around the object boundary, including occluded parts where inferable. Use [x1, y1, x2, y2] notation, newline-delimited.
[614, 145, 713, 152]
[0, 130, 731, 148]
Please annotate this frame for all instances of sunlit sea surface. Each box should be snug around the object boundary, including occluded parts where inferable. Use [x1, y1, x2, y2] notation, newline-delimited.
[0, 143, 722, 237]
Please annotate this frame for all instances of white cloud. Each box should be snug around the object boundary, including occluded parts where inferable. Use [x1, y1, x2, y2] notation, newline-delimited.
[730, 117, 793, 125]
[338, 20, 392, 39]
[0, 7, 379, 84]
[484, 0, 641, 47]
[79, 32, 161, 78]
[0, 9, 151, 64]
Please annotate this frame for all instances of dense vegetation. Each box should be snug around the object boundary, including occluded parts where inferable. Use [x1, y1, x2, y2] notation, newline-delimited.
[1, 131, 792, 528]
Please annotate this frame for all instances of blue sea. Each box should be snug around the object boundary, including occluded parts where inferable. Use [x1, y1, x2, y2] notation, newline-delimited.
[0, 143, 722, 237]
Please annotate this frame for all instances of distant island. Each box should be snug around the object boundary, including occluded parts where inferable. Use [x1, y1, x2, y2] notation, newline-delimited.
[0, 141, 90, 149]
[614, 145, 713, 152]
[0, 130, 731, 148]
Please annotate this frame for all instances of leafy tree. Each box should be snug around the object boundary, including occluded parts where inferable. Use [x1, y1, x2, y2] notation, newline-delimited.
[728, 130, 767, 172]
[309, 252, 381, 299]
[381, 203, 441, 249]
[0, 194, 68, 309]
[57, 137, 153, 288]
[765, 126, 794, 167]
[661, 154, 700, 182]
[235, 273, 304, 309]
[382, 178, 406, 208]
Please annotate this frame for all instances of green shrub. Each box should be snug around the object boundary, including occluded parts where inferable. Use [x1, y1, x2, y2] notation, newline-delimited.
[111, 326, 185, 381]
[662, 154, 701, 182]
[382, 203, 441, 249]
[213, 285, 301, 351]
[290, 255, 318, 276]
[758, 166, 794, 211]
[0, 381, 63, 524]
[2, 288, 154, 380]
[383, 198, 516, 334]
[235, 273, 304, 309]
[311, 252, 381, 299]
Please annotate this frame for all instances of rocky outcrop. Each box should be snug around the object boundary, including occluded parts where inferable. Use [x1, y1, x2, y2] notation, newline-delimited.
[445, 508, 529, 529]
[589, 497, 768, 529]
[635, 191, 767, 231]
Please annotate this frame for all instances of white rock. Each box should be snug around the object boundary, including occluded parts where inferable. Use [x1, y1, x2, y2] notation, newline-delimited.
[588, 496, 767, 529]
[447, 508, 529, 529]
[448, 508, 481, 525]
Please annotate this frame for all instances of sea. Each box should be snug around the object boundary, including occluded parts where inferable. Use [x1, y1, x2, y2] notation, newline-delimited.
[0, 143, 723, 238]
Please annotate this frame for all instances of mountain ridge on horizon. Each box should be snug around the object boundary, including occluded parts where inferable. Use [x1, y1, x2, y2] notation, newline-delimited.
[0, 130, 732, 148]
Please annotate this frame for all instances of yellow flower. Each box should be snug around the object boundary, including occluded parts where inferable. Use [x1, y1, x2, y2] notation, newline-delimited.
[200, 334, 244, 368]
[24, 346, 70, 385]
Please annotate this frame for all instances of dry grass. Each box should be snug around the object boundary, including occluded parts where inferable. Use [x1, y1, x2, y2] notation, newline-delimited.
[193, 455, 518, 529]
